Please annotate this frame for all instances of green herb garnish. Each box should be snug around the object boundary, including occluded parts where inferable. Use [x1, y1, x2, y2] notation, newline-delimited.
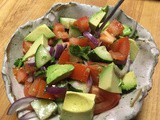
[69, 45, 90, 60]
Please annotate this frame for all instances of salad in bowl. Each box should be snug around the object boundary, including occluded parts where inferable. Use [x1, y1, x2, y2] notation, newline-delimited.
[2, 2, 159, 120]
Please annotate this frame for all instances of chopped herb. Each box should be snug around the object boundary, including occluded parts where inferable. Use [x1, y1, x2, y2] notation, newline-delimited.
[50, 57, 55, 63]
[14, 58, 23, 68]
[48, 25, 53, 31]
[69, 45, 90, 60]
[34, 70, 46, 77]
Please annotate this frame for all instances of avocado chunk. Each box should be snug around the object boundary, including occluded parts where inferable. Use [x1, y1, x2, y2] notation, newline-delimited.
[122, 24, 132, 36]
[31, 99, 57, 120]
[24, 24, 55, 42]
[99, 63, 122, 93]
[89, 6, 108, 31]
[121, 71, 137, 91]
[22, 34, 48, 61]
[129, 39, 139, 61]
[88, 46, 113, 62]
[60, 91, 95, 120]
[59, 17, 76, 29]
[46, 64, 74, 85]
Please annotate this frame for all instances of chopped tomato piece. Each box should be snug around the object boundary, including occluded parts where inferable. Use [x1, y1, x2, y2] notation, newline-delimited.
[37, 79, 55, 100]
[88, 64, 103, 85]
[22, 41, 33, 54]
[55, 31, 69, 40]
[69, 37, 88, 47]
[13, 68, 28, 84]
[109, 37, 130, 61]
[90, 86, 121, 115]
[53, 23, 69, 40]
[58, 49, 70, 64]
[23, 62, 36, 74]
[28, 78, 41, 96]
[69, 63, 90, 82]
[53, 23, 65, 32]
[24, 80, 32, 97]
[74, 16, 90, 32]
[106, 19, 124, 37]
[100, 31, 116, 46]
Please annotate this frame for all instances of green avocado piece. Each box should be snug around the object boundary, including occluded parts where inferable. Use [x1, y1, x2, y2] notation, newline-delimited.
[99, 63, 122, 93]
[89, 6, 109, 31]
[46, 64, 74, 85]
[121, 71, 137, 91]
[129, 39, 139, 61]
[24, 24, 55, 42]
[31, 99, 57, 120]
[60, 91, 96, 120]
[122, 24, 132, 36]
[22, 34, 48, 61]
[59, 17, 76, 29]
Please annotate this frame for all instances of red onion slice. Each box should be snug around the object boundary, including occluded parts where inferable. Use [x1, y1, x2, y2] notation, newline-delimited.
[54, 44, 66, 59]
[46, 46, 55, 56]
[19, 111, 37, 120]
[86, 75, 93, 92]
[46, 86, 67, 95]
[83, 32, 99, 46]
[7, 97, 37, 115]
[26, 57, 35, 66]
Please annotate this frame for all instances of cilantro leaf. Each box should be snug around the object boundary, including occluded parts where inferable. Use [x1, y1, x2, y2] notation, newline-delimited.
[69, 45, 90, 60]
[14, 58, 23, 68]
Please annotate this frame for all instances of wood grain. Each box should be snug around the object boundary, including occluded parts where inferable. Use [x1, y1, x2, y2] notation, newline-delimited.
[0, 0, 159, 120]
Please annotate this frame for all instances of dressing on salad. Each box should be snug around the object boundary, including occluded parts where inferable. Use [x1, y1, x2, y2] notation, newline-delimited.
[10, 4, 139, 120]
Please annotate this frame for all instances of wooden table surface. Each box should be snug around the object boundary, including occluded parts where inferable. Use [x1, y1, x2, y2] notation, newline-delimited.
[0, 0, 160, 120]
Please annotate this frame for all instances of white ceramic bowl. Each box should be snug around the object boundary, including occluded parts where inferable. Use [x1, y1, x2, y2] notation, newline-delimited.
[2, 2, 159, 120]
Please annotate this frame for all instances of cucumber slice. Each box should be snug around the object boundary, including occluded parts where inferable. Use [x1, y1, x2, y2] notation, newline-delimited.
[59, 17, 76, 29]
[88, 46, 113, 62]
[68, 80, 89, 93]
[69, 26, 82, 37]
[35, 45, 52, 68]
[31, 99, 57, 120]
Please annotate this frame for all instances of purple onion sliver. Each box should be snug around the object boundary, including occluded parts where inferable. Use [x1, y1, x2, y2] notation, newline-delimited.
[54, 44, 65, 59]
[27, 57, 35, 66]
[41, 66, 47, 71]
[46, 87, 67, 95]
[19, 111, 37, 120]
[49, 47, 55, 56]
[86, 75, 93, 92]
[83, 32, 99, 46]
[7, 97, 37, 115]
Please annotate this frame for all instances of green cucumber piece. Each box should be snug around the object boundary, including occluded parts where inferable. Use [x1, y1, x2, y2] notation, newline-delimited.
[69, 26, 82, 38]
[22, 34, 48, 61]
[59, 17, 76, 29]
[88, 46, 113, 62]
[35, 45, 52, 68]
[31, 99, 57, 120]
[68, 80, 89, 93]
